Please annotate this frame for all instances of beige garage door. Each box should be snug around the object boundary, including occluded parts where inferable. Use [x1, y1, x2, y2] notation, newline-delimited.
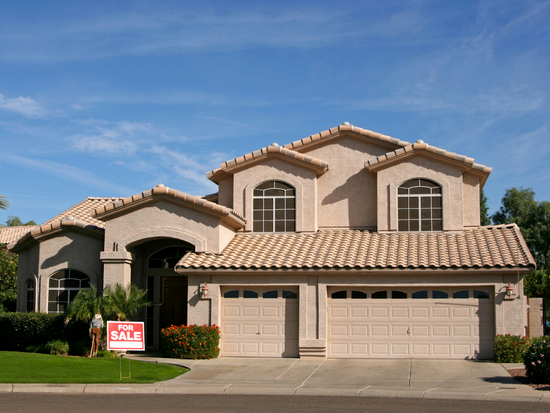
[328, 287, 494, 359]
[221, 286, 299, 357]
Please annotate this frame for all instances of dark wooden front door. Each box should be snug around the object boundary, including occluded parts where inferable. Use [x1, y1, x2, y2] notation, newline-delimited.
[160, 277, 188, 329]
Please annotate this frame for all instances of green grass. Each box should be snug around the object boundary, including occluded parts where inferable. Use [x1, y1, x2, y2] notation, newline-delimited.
[0, 352, 188, 383]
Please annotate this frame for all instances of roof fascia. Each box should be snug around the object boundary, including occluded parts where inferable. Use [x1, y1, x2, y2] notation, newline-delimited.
[93, 192, 246, 229]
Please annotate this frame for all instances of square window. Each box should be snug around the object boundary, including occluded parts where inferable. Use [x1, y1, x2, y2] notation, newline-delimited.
[253, 211, 263, 220]
[275, 210, 285, 220]
[286, 198, 295, 208]
[398, 197, 408, 208]
[286, 221, 295, 232]
[253, 222, 263, 232]
[421, 197, 431, 207]
[253, 199, 263, 209]
[264, 198, 273, 209]
[421, 209, 431, 219]
[275, 221, 285, 232]
[275, 198, 285, 209]
[421, 220, 432, 231]
[286, 210, 295, 219]
[264, 211, 273, 221]
[398, 209, 408, 219]
[410, 221, 419, 231]
[409, 197, 419, 208]
[264, 222, 273, 232]
[398, 221, 408, 231]
[410, 209, 419, 219]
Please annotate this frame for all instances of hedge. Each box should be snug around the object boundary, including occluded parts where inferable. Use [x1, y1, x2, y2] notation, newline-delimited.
[0, 313, 88, 351]
[161, 324, 220, 359]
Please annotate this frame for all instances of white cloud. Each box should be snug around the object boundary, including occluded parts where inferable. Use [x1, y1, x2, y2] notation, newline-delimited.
[0, 94, 46, 118]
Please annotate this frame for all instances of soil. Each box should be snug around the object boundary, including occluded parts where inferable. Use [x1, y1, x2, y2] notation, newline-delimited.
[507, 368, 550, 390]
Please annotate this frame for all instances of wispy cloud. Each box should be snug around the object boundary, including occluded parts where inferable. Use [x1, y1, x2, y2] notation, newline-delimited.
[0, 153, 136, 194]
[0, 94, 47, 118]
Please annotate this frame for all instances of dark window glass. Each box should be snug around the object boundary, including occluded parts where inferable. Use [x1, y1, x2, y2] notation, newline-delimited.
[474, 290, 490, 299]
[243, 290, 259, 298]
[453, 290, 469, 299]
[412, 290, 428, 299]
[223, 290, 239, 298]
[331, 290, 347, 299]
[433, 290, 448, 299]
[148, 245, 193, 269]
[372, 291, 387, 299]
[351, 291, 367, 299]
[263, 290, 278, 299]
[282, 291, 297, 299]
[392, 290, 407, 299]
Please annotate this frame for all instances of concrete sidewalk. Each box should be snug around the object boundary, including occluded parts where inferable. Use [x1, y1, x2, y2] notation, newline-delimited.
[1, 355, 549, 403]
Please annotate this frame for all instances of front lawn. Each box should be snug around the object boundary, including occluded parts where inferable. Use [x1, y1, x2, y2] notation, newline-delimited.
[0, 352, 187, 383]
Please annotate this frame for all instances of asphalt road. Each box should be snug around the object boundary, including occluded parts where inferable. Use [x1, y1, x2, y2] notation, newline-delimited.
[1, 394, 549, 413]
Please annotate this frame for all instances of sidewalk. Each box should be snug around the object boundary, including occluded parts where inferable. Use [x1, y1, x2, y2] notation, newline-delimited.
[1, 355, 549, 403]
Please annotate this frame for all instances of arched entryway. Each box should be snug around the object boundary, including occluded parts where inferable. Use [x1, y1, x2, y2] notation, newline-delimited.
[128, 239, 194, 349]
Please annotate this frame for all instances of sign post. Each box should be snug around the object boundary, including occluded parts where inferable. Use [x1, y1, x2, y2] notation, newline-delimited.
[107, 321, 145, 380]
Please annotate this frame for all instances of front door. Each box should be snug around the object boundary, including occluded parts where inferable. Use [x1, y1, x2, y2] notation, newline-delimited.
[160, 277, 188, 329]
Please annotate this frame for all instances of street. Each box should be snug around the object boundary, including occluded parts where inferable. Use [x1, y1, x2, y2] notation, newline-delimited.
[0, 394, 548, 413]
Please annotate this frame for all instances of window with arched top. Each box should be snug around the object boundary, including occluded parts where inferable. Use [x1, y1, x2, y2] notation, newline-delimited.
[398, 179, 442, 232]
[26, 279, 35, 312]
[48, 270, 90, 314]
[148, 245, 194, 269]
[253, 181, 296, 232]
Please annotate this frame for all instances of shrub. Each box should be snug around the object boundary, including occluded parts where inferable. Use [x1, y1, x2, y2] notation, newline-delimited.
[69, 339, 91, 357]
[0, 313, 89, 351]
[96, 349, 116, 358]
[44, 339, 69, 355]
[161, 324, 220, 359]
[523, 336, 550, 382]
[494, 334, 530, 363]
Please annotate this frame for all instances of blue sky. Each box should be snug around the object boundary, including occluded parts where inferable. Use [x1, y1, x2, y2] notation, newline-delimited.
[1, 0, 549, 225]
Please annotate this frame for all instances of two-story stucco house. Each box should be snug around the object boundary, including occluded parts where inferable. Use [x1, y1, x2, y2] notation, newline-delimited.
[9, 123, 536, 359]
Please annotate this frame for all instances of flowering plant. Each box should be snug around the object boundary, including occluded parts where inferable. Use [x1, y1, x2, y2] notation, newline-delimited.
[494, 334, 529, 363]
[160, 324, 220, 359]
[523, 336, 550, 382]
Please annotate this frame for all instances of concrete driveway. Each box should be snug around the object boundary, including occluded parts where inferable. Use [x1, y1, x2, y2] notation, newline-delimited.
[135, 357, 545, 401]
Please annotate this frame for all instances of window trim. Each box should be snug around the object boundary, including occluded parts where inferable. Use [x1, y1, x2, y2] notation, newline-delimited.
[47, 269, 90, 314]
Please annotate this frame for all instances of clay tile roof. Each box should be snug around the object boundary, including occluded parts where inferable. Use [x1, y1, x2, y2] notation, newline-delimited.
[43, 197, 122, 229]
[207, 144, 329, 182]
[0, 225, 38, 245]
[91, 186, 246, 226]
[365, 142, 493, 175]
[175, 225, 535, 271]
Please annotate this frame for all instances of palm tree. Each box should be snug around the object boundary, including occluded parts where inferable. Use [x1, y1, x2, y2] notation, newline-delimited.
[105, 283, 151, 321]
[0, 195, 9, 211]
[65, 284, 112, 323]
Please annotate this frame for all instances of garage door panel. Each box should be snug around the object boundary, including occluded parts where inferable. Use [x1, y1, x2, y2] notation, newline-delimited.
[221, 287, 299, 358]
[331, 307, 348, 318]
[328, 287, 494, 359]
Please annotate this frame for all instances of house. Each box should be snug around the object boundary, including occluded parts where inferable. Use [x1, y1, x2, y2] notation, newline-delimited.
[9, 123, 536, 359]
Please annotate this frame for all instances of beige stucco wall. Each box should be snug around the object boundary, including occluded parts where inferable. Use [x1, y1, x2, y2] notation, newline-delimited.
[304, 137, 388, 230]
[375, 156, 464, 232]
[230, 158, 318, 233]
[17, 231, 104, 313]
[101, 199, 237, 287]
[217, 177, 234, 209]
[16, 245, 39, 312]
[463, 173, 481, 228]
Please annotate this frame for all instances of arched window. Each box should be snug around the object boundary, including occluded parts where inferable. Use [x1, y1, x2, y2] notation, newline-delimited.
[398, 179, 442, 232]
[48, 270, 90, 314]
[148, 245, 194, 269]
[26, 279, 35, 312]
[253, 181, 296, 232]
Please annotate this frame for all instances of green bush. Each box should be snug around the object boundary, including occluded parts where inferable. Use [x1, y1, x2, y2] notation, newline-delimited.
[523, 336, 550, 382]
[96, 349, 116, 358]
[494, 334, 530, 363]
[0, 313, 88, 351]
[161, 324, 220, 359]
[44, 339, 69, 355]
[69, 339, 91, 357]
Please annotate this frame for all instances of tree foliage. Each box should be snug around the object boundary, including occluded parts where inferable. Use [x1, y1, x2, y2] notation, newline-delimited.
[492, 187, 550, 303]
[480, 190, 491, 226]
[0, 196, 8, 211]
[66, 283, 150, 323]
[0, 249, 18, 312]
[5, 216, 37, 227]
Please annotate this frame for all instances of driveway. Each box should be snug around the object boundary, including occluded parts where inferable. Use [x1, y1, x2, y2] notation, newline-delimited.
[129, 356, 544, 401]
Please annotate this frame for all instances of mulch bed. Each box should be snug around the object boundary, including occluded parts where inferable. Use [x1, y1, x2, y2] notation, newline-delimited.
[507, 368, 550, 390]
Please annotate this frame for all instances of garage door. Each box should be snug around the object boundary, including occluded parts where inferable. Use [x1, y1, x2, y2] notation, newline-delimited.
[328, 287, 494, 359]
[221, 286, 299, 357]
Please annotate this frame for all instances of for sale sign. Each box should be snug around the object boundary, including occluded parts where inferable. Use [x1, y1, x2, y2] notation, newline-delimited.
[107, 321, 145, 351]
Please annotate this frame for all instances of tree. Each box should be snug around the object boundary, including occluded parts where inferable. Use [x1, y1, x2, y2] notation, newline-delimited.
[0, 196, 8, 211]
[5, 216, 37, 227]
[65, 284, 112, 323]
[480, 190, 491, 226]
[106, 283, 150, 321]
[0, 249, 18, 312]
